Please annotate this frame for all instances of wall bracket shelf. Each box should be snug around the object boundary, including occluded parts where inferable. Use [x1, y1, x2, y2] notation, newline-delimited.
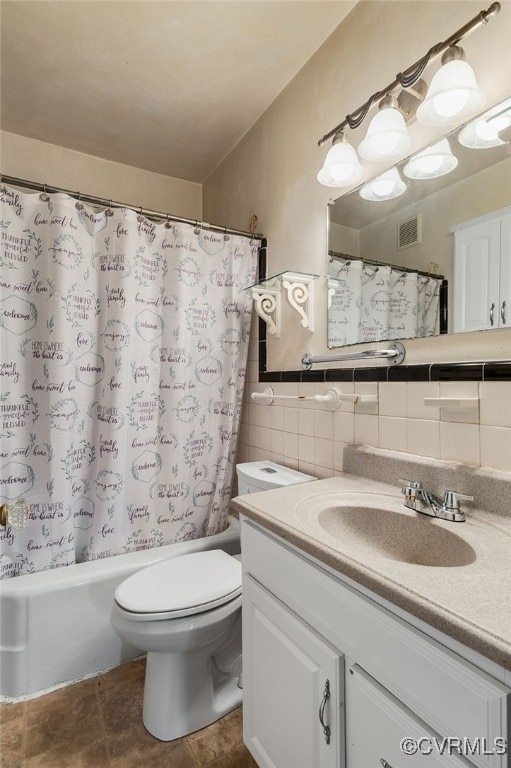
[248, 271, 319, 338]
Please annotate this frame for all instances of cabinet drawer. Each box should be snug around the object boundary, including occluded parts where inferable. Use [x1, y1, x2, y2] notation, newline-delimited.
[242, 519, 509, 768]
[347, 664, 470, 768]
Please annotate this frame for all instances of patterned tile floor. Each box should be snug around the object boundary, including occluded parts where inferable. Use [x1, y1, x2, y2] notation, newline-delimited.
[0, 658, 258, 768]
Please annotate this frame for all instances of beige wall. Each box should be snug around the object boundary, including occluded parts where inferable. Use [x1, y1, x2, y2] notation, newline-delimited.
[203, 0, 511, 370]
[1, 131, 202, 219]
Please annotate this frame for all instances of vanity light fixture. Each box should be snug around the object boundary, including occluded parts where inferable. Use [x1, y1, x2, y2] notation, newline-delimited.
[317, 132, 363, 188]
[458, 97, 511, 148]
[317, 3, 500, 188]
[359, 167, 406, 202]
[416, 46, 485, 126]
[404, 138, 458, 180]
[358, 95, 413, 162]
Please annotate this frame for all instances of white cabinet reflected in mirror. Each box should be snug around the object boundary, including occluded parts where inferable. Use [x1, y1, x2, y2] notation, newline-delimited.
[327, 96, 511, 348]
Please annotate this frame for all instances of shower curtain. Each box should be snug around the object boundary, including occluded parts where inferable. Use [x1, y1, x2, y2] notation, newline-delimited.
[328, 258, 442, 346]
[0, 185, 258, 578]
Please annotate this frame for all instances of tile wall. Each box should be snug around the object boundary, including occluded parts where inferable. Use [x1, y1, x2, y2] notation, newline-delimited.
[238, 334, 511, 478]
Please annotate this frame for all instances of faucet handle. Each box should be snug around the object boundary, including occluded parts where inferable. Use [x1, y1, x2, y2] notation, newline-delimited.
[443, 490, 474, 510]
[399, 479, 423, 500]
[399, 479, 423, 489]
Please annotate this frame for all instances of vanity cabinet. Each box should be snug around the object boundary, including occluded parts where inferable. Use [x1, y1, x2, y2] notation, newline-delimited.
[241, 517, 510, 768]
[452, 208, 511, 333]
[243, 576, 344, 768]
[346, 664, 468, 767]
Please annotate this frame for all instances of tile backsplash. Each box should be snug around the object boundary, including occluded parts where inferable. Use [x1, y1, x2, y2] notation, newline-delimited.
[238, 342, 511, 476]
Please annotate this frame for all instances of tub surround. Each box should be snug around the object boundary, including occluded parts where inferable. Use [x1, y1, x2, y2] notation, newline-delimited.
[231, 450, 511, 674]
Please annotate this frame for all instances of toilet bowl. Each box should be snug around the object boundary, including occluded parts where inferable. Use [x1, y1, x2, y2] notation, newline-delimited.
[111, 461, 316, 741]
[111, 549, 242, 741]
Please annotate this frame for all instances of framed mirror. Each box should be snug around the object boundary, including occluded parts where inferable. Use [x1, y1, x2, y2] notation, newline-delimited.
[327, 96, 511, 348]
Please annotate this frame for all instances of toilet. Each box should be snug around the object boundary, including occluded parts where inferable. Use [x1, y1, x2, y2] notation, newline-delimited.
[111, 461, 316, 741]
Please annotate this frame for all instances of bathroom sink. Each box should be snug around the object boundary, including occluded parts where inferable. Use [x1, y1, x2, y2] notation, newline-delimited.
[316, 501, 477, 567]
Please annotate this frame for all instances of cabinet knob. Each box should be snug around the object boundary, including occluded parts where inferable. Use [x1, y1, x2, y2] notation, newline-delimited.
[318, 679, 331, 745]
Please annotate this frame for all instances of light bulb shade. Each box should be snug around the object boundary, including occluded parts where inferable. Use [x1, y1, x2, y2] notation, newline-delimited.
[359, 167, 406, 201]
[403, 138, 458, 179]
[416, 59, 485, 126]
[317, 166, 342, 187]
[358, 107, 412, 162]
[318, 136, 363, 187]
[458, 97, 511, 149]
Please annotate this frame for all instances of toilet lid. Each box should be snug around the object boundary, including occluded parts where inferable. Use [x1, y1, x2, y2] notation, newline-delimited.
[114, 549, 242, 617]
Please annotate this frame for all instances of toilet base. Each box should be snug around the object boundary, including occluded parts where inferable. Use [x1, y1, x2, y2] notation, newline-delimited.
[143, 645, 243, 741]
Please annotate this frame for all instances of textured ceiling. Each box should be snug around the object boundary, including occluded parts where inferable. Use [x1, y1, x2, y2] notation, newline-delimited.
[1, 0, 356, 183]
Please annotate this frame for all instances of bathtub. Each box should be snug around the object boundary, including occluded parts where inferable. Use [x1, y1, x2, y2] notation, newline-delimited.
[0, 516, 240, 700]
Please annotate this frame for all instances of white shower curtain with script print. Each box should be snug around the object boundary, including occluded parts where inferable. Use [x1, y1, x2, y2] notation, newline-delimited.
[0, 186, 258, 578]
[329, 258, 442, 345]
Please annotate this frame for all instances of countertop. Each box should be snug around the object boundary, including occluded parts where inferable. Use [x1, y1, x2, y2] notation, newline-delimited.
[231, 473, 511, 672]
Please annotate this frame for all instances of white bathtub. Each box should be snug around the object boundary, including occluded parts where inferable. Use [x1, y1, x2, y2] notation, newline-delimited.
[0, 517, 240, 700]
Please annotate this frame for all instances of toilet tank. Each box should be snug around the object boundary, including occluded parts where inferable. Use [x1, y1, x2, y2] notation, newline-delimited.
[236, 461, 316, 495]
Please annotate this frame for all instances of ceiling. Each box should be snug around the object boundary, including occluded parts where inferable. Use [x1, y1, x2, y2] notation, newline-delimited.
[1, 0, 356, 183]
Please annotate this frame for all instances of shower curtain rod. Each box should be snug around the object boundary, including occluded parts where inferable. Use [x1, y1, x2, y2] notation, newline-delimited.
[328, 250, 445, 281]
[0, 174, 264, 241]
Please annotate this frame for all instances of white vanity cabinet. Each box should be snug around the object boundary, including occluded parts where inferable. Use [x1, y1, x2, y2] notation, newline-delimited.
[243, 576, 344, 768]
[452, 208, 511, 333]
[346, 664, 469, 768]
[241, 517, 510, 768]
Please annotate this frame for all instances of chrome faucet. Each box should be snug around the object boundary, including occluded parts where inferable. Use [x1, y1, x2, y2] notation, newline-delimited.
[399, 479, 473, 523]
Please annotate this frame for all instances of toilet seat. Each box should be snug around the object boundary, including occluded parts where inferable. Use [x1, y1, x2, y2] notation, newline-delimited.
[114, 549, 242, 620]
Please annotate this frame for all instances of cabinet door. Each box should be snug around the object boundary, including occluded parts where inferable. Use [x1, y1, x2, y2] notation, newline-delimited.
[243, 575, 344, 768]
[453, 219, 501, 332]
[499, 213, 511, 328]
[346, 664, 472, 768]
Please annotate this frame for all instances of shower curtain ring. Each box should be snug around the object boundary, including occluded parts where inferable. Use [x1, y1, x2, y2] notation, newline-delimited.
[105, 200, 114, 217]
[165, 214, 172, 229]
[223, 226, 230, 242]
[194, 220, 201, 235]
[137, 206, 144, 223]
[40, 183, 50, 203]
[75, 192, 84, 211]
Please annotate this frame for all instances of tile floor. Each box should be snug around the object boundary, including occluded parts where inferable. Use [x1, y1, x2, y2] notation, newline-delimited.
[0, 658, 258, 768]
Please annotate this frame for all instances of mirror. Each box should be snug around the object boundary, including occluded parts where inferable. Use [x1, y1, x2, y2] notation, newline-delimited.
[327, 96, 511, 348]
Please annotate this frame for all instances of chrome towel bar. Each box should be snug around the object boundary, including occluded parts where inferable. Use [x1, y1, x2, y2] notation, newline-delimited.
[301, 342, 405, 370]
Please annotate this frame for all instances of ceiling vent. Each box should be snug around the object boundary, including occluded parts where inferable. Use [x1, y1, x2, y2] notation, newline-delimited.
[397, 213, 421, 250]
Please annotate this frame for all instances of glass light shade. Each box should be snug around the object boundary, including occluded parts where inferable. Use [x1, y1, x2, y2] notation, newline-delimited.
[359, 167, 406, 202]
[317, 165, 341, 187]
[403, 138, 458, 179]
[358, 107, 412, 162]
[458, 98, 511, 149]
[317, 137, 363, 187]
[416, 59, 485, 126]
